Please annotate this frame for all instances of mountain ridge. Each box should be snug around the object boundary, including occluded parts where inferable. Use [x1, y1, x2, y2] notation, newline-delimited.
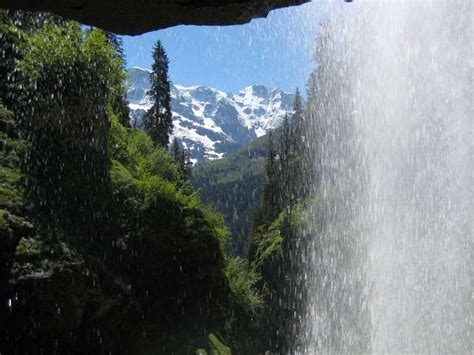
[127, 67, 294, 163]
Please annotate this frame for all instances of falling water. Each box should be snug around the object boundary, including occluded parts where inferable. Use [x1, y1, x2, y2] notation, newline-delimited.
[302, 1, 472, 353]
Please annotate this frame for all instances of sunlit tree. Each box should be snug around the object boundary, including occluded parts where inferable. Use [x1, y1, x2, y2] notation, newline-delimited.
[145, 40, 172, 147]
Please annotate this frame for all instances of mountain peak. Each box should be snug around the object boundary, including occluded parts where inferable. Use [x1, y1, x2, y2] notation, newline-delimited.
[129, 66, 152, 73]
[241, 85, 269, 97]
[127, 68, 294, 163]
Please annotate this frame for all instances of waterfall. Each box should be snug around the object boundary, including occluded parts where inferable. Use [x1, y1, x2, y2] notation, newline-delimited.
[302, 1, 472, 352]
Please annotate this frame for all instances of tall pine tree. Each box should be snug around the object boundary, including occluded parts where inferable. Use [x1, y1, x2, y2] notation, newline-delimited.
[169, 136, 192, 182]
[145, 40, 172, 147]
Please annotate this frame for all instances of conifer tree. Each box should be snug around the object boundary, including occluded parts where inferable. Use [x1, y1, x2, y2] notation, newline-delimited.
[179, 149, 192, 180]
[169, 136, 192, 180]
[145, 40, 172, 147]
[170, 136, 181, 162]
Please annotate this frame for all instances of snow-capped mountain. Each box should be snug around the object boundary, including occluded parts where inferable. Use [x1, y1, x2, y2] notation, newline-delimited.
[127, 67, 295, 163]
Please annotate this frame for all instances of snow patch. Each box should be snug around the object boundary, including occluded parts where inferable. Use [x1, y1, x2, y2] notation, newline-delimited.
[127, 68, 294, 163]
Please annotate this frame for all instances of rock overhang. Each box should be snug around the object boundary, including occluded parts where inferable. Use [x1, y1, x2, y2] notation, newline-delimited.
[0, 0, 309, 35]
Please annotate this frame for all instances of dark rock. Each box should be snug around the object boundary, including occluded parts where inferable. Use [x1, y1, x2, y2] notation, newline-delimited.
[5, 213, 33, 238]
[0, 0, 309, 35]
[3, 238, 138, 355]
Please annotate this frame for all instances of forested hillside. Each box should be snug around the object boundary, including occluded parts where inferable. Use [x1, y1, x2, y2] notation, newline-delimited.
[195, 89, 310, 353]
[0, 8, 311, 354]
[192, 135, 267, 255]
[0, 11, 259, 354]
[246, 90, 310, 353]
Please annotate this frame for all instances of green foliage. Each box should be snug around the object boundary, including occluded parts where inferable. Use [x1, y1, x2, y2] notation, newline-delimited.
[201, 205, 230, 252]
[110, 159, 134, 187]
[225, 257, 262, 313]
[0, 101, 33, 341]
[170, 137, 193, 181]
[20, 22, 126, 111]
[244, 91, 309, 353]
[109, 114, 181, 183]
[109, 116, 262, 345]
[109, 111, 140, 166]
[248, 212, 285, 269]
[84, 28, 130, 129]
[103, 31, 130, 126]
[0, 103, 13, 120]
[1, 17, 261, 354]
[83, 28, 127, 93]
[0, 103, 25, 209]
[138, 174, 178, 205]
[109, 116, 267, 353]
[0, 11, 26, 107]
[18, 21, 82, 80]
[15, 237, 44, 259]
[14, 24, 128, 236]
[258, 130, 282, 225]
[5, 10, 68, 34]
[21, 63, 111, 234]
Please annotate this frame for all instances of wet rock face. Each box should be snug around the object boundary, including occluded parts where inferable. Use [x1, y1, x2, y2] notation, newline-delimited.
[0, 0, 309, 35]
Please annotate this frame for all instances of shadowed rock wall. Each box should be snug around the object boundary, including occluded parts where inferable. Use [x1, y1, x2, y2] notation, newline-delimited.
[0, 0, 308, 35]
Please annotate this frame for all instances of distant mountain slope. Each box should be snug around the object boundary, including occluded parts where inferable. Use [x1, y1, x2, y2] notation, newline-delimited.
[192, 135, 268, 255]
[127, 67, 294, 163]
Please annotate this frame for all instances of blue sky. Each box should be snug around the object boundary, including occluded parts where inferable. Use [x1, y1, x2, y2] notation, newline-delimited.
[122, 2, 328, 94]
